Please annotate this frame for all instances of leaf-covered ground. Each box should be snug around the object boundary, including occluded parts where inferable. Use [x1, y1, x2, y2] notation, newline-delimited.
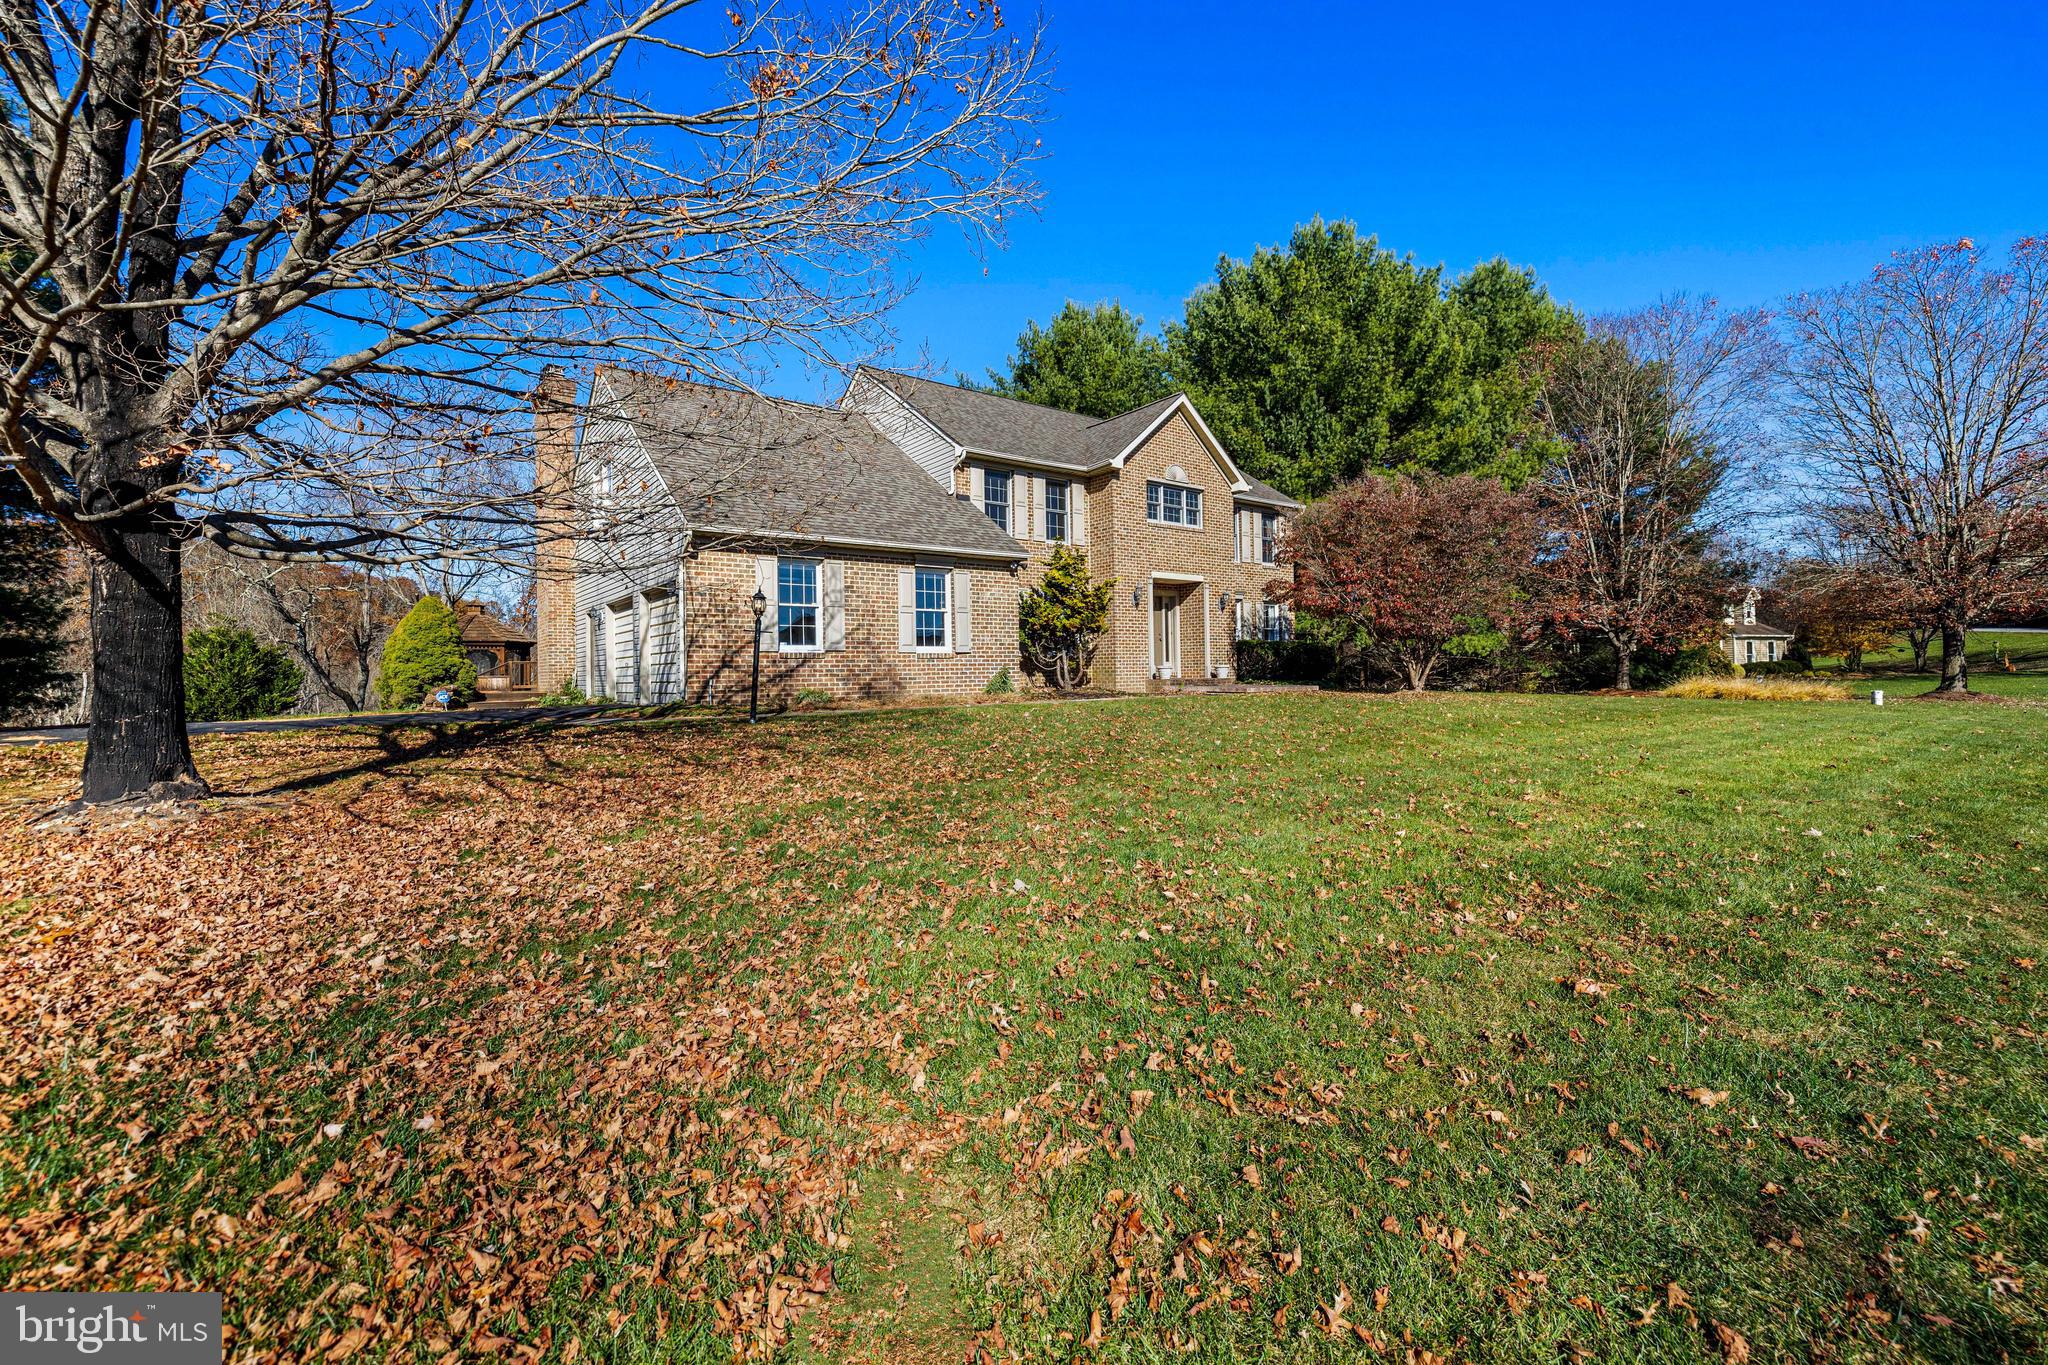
[2, 692, 2044, 1363]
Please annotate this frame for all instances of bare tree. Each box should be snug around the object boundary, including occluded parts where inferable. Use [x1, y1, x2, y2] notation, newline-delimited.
[1781, 238, 2048, 692]
[1532, 298, 1769, 689]
[0, 0, 1047, 803]
[185, 540, 413, 711]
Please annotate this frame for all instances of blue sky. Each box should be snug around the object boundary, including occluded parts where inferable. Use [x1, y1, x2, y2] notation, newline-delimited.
[823, 0, 2048, 399]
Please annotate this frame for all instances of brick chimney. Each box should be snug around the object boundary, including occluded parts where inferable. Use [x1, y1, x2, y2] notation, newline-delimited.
[532, 366, 580, 692]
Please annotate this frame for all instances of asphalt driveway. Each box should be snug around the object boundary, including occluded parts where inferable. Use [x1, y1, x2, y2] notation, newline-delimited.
[0, 703, 631, 745]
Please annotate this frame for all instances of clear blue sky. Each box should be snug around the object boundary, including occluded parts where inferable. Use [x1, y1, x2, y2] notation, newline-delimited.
[832, 0, 2048, 398]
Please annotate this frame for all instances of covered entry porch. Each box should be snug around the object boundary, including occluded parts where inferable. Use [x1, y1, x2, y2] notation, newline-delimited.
[1146, 572, 1226, 685]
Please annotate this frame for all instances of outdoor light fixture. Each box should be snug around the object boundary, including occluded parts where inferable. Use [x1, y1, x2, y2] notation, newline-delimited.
[1132, 586, 1143, 608]
[1219, 591, 1234, 612]
[748, 587, 768, 724]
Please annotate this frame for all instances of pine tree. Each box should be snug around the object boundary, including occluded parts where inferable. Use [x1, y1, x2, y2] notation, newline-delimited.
[1018, 547, 1113, 689]
[0, 472, 74, 720]
[375, 597, 479, 707]
[183, 619, 304, 721]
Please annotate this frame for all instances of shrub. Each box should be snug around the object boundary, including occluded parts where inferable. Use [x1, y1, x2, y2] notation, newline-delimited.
[184, 619, 304, 721]
[983, 667, 1014, 695]
[1661, 676, 1851, 702]
[1234, 637, 1335, 685]
[1019, 547, 1113, 689]
[1742, 659, 1823, 678]
[1671, 644, 1737, 678]
[533, 680, 590, 706]
[791, 686, 833, 710]
[375, 596, 478, 707]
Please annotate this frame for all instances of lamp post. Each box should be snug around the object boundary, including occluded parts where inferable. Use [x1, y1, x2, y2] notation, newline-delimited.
[748, 587, 767, 723]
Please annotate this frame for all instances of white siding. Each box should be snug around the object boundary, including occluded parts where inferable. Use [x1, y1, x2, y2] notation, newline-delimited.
[571, 371, 688, 691]
[643, 592, 680, 701]
[841, 372, 959, 488]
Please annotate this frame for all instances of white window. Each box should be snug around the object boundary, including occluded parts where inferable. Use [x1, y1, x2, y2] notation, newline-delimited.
[1767, 640, 1779, 662]
[1259, 510, 1280, 564]
[913, 567, 949, 649]
[777, 558, 819, 650]
[982, 469, 1012, 533]
[1044, 479, 1069, 543]
[1146, 481, 1201, 527]
[1744, 640, 1756, 663]
[1262, 603, 1290, 642]
[588, 461, 614, 528]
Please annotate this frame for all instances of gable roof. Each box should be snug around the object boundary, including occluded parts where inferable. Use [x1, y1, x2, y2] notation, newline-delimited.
[1726, 586, 1795, 639]
[852, 367, 1303, 510]
[456, 603, 533, 646]
[598, 369, 1024, 561]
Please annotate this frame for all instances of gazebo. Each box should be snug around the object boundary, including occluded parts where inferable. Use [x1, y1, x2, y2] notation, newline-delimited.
[456, 603, 537, 696]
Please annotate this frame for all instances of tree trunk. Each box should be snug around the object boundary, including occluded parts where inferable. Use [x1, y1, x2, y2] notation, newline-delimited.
[1614, 642, 1634, 691]
[80, 518, 205, 804]
[1908, 627, 1934, 673]
[1401, 646, 1441, 692]
[1844, 645, 1863, 673]
[1934, 622, 1969, 693]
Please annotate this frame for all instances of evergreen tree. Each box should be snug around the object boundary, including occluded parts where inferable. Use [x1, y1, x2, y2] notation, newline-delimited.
[970, 301, 1175, 418]
[0, 472, 74, 720]
[375, 597, 479, 707]
[1018, 547, 1113, 689]
[1168, 220, 1578, 499]
[183, 619, 304, 721]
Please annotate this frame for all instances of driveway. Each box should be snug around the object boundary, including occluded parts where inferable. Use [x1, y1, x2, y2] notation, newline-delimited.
[0, 703, 634, 745]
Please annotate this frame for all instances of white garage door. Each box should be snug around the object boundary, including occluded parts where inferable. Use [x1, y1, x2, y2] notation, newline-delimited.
[643, 593, 680, 702]
[608, 601, 639, 702]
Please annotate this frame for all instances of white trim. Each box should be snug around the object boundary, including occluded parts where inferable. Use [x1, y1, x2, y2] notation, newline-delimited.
[959, 446, 1095, 476]
[686, 524, 1026, 563]
[1108, 394, 1250, 493]
[910, 561, 953, 653]
[1150, 571, 1205, 585]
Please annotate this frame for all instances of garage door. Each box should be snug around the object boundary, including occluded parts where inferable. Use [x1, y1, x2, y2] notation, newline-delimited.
[643, 593, 679, 702]
[608, 601, 639, 702]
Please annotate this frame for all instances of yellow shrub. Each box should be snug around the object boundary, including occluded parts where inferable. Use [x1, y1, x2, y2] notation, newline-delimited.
[1661, 676, 1852, 702]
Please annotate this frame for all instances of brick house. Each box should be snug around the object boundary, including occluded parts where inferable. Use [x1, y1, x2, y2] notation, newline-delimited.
[534, 366, 1300, 703]
[840, 369, 1302, 692]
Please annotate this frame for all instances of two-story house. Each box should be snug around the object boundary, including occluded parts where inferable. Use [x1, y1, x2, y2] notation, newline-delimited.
[839, 369, 1301, 691]
[533, 366, 1300, 703]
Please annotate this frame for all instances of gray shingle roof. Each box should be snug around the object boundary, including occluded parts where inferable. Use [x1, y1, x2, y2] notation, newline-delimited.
[1729, 621, 1796, 638]
[859, 368, 1115, 469]
[856, 368, 1303, 510]
[603, 370, 1023, 560]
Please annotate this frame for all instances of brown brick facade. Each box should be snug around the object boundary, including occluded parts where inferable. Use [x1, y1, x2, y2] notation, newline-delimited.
[682, 547, 1021, 705]
[532, 367, 581, 692]
[955, 411, 1291, 693]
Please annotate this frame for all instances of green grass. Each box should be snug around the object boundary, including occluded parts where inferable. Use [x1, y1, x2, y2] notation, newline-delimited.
[3, 692, 2044, 1362]
[1814, 628, 2048, 699]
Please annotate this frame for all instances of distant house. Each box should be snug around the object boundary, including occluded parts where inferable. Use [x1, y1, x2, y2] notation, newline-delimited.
[1724, 587, 1796, 667]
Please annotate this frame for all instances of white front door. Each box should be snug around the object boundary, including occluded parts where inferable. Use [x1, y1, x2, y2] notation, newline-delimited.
[1153, 593, 1179, 678]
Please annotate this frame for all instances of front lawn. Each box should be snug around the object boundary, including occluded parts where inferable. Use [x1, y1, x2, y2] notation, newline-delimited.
[2, 692, 2044, 1363]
